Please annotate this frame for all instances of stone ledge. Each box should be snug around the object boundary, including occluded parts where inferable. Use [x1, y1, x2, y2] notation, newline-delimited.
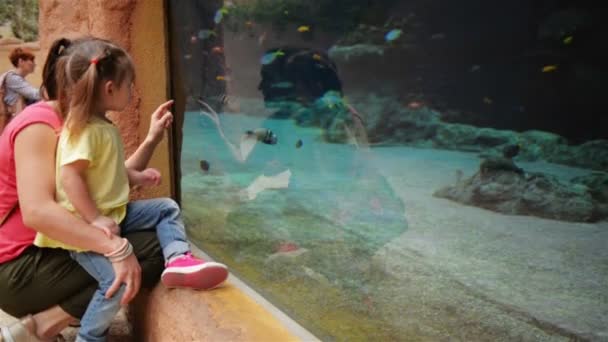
[130, 278, 302, 342]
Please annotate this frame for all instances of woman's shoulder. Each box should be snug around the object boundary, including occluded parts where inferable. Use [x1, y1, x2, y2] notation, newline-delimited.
[5, 102, 62, 139]
[3, 71, 25, 84]
[17, 102, 60, 125]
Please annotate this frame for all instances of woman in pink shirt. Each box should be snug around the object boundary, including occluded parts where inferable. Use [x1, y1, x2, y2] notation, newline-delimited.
[0, 37, 166, 341]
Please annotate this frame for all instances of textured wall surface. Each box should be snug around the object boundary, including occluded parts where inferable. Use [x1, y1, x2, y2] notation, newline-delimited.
[39, 0, 172, 198]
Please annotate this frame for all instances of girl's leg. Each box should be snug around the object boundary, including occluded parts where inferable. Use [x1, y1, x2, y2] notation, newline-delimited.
[121, 198, 228, 290]
[69, 252, 126, 342]
[121, 198, 189, 260]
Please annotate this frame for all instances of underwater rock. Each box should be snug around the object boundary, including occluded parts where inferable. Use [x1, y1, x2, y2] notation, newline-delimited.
[259, 47, 342, 104]
[327, 44, 385, 62]
[348, 94, 440, 145]
[479, 157, 523, 176]
[546, 139, 608, 171]
[324, 117, 350, 143]
[516, 130, 569, 161]
[433, 124, 515, 152]
[502, 144, 520, 159]
[571, 172, 608, 203]
[434, 164, 603, 222]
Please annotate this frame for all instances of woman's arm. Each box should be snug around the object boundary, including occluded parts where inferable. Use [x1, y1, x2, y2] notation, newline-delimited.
[124, 100, 173, 171]
[15, 124, 118, 253]
[14, 123, 141, 303]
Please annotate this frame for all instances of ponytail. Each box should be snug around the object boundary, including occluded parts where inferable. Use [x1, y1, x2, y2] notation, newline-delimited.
[41, 37, 72, 101]
[65, 56, 100, 141]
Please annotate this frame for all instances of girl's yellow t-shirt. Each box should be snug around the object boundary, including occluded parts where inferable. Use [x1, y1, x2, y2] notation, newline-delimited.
[34, 117, 129, 251]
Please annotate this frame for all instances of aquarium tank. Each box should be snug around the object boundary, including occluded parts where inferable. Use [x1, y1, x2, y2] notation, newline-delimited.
[167, 0, 608, 340]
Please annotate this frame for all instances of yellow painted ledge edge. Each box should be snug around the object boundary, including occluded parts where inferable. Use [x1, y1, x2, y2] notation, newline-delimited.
[192, 245, 320, 342]
[131, 245, 320, 342]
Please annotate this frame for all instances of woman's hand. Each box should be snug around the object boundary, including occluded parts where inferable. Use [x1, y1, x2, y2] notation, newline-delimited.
[106, 253, 142, 305]
[145, 100, 174, 145]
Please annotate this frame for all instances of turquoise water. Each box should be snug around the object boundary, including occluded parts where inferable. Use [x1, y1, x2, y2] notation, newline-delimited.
[171, 1, 608, 340]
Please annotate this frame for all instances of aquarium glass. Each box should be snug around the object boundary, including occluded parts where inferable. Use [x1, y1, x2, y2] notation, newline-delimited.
[168, 1, 608, 340]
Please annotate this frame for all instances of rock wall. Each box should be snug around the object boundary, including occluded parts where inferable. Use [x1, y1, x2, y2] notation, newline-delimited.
[39, 0, 172, 198]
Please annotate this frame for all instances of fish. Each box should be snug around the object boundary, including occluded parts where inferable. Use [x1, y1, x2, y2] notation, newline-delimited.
[483, 97, 493, 104]
[470, 64, 481, 72]
[384, 29, 402, 42]
[258, 31, 267, 46]
[214, 7, 229, 24]
[270, 81, 294, 89]
[370, 197, 384, 216]
[211, 46, 224, 54]
[295, 139, 303, 148]
[542, 65, 558, 73]
[407, 101, 423, 109]
[214, 10, 224, 24]
[245, 21, 254, 28]
[184, 54, 192, 60]
[190, 36, 197, 44]
[244, 128, 278, 145]
[276, 242, 299, 253]
[563, 35, 573, 45]
[260, 50, 285, 65]
[199, 160, 210, 172]
[237, 128, 278, 162]
[312, 53, 322, 61]
[297, 25, 310, 33]
[319, 91, 343, 109]
[216, 75, 229, 81]
[198, 30, 217, 40]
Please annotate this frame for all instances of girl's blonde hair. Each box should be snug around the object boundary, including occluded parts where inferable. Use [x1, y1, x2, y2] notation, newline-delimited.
[58, 38, 135, 140]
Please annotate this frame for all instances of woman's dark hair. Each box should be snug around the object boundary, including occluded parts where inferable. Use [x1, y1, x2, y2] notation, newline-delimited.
[41, 38, 73, 101]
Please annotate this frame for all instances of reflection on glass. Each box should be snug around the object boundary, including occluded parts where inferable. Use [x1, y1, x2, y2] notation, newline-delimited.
[169, 1, 608, 340]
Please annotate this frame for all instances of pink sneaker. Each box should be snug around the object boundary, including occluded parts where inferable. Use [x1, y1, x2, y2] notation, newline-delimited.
[161, 253, 228, 290]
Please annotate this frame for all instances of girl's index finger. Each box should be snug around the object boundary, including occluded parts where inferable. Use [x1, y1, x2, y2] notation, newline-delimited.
[153, 100, 174, 118]
[160, 99, 174, 111]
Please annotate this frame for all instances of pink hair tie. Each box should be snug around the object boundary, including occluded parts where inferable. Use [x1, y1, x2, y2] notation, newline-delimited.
[90, 58, 99, 65]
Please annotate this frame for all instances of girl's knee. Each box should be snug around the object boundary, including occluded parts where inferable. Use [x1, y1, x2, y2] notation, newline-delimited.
[158, 198, 180, 213]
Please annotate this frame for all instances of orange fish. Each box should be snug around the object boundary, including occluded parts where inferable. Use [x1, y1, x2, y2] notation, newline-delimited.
[276, 242, 299, 253]
[312, 53, 322, 61]
[370, 197, 384, 215]
[216, 75, 230, 81]
[542, 65, 558, 73]
[211, 46, 224, 54]
[407, 101, 423, 109]
[245, 21, 254, 27]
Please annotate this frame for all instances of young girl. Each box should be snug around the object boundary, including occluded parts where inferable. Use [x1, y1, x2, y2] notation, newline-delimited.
[33, 39, 228, 342]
